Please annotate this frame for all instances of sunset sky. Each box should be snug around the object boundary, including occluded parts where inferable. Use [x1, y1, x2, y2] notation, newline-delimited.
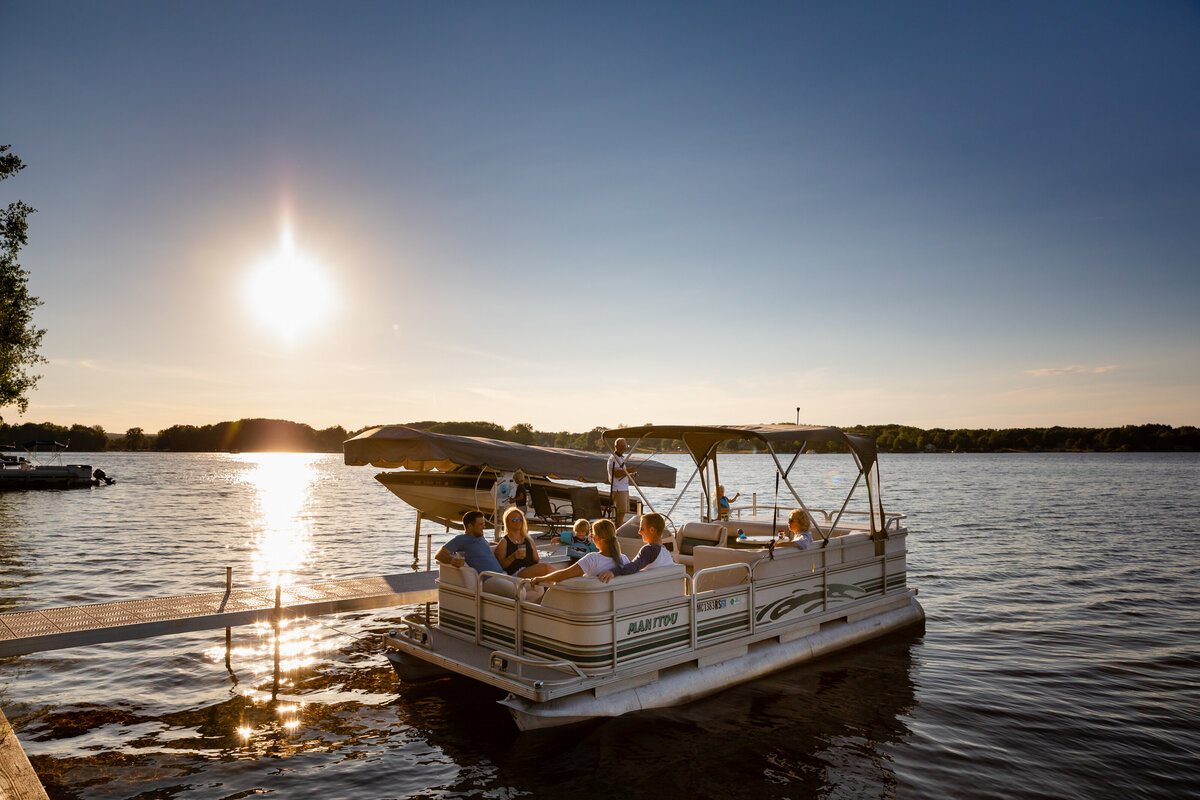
[5, 1, 1199, 434]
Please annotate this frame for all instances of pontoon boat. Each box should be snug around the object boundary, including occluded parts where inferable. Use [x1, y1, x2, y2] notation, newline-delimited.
[380, 424, 924, 729]
[0, 441, 115, 490]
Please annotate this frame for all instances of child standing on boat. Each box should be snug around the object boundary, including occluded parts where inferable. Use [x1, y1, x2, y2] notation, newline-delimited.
[714, 485, 740, 521]
[596, 512, 675, 583]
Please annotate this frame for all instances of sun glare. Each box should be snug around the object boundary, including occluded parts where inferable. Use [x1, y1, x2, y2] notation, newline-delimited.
[245, 227, 333, 344]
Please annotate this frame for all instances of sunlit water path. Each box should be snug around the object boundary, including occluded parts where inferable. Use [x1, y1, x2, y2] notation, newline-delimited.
[0, 452, 1196, 799]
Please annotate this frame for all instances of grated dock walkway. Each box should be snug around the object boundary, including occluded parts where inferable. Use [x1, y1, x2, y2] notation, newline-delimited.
[0, 571, 437, 657]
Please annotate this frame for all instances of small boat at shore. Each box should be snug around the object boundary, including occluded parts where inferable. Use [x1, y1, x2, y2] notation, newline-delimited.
[343, 426, 677, 531]
[380, 424, 924, 730]
[0, 441, 116, 490]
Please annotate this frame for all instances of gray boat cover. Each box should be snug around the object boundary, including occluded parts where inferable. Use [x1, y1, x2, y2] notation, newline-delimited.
[603, 424, 878, 473]
[343, 426, 677, 488]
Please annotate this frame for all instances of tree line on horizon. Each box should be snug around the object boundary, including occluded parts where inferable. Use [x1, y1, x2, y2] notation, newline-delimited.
[1, 418, 1197, 454]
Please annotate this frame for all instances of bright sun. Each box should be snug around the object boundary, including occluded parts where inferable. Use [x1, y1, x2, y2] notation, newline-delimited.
[245, 227, 333, 344]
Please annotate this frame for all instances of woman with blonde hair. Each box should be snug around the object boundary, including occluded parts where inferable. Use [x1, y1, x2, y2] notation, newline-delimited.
[495, 506, 555, 578]
[531, 518, 629, 586]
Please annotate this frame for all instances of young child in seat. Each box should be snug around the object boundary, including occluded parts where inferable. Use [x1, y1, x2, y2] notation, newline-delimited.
[559, 518, 598, 563]
[789, 509, 814, 549]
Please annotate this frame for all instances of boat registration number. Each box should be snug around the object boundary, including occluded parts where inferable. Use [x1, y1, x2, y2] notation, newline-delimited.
[697, 597, 740, 613]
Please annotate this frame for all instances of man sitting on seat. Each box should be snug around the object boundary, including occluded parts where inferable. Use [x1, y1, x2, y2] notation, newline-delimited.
[596, 512, 675, 583]
[435, 511, 504, 574]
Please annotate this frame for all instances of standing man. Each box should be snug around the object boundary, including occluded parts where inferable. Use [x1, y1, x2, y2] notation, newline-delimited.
[607, 437, 638, 526]
[435, 510, 503, 574]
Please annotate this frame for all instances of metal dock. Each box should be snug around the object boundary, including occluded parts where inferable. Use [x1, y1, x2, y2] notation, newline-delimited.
[0, 571, 437, 657]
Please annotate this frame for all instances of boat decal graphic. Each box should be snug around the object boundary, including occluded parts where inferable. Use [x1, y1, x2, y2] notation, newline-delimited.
[755, 589, 826, 623]
[755, 582, 871, 623]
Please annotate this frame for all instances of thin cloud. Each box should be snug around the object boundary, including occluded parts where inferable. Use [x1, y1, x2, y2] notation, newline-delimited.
[1026, 365, 1120, 376]
[48, 358, 104, 370]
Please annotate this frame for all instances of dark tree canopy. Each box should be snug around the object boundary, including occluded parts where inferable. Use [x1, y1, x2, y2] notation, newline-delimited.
[0, 144, 46, 422]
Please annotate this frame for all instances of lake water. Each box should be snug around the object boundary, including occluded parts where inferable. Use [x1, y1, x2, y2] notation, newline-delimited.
[0, 452, 1196, 799]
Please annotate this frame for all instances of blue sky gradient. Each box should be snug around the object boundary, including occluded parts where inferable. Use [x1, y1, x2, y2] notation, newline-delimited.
[5, 1, 1199, 432]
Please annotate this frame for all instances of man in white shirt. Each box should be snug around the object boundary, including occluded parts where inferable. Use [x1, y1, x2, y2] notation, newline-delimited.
[607, 438, 638, 526]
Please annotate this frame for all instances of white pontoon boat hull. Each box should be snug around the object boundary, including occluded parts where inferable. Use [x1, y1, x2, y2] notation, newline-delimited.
[498, 596, 923, 730]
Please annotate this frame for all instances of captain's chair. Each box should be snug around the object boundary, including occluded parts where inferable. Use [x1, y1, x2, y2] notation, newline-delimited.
[674, 522, 728, 568]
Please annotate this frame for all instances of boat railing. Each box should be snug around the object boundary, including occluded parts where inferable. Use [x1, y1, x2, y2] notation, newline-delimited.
[488, 650, 588, 690]
[727, 504, 907, 529]
[396, 613, 436, 649]
[473, 570, 529, 651]
[689, 562, 756, 643]
[690, 562, 752, 594]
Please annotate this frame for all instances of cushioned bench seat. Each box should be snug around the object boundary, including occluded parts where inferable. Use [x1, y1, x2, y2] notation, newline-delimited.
[538, 564, 687, 614]
[720, 517, 862, 540]
[674, 522, 727, 568]
[691, 531, 878, 590]
[615, 514, 677, 558]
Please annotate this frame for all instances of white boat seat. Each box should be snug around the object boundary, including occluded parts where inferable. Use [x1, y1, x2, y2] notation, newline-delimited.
[538, 564, 687, 614]
[674, 522, 727, 568]
[616, 515, 641, 539]
[691, 531, 879, 591]
[691, 546, 769, 591]
[438, 564, 521, 598]
[617, 536, 643, 560]
[439, 563, 478, 591]
[614, 515, 677, 558]
[615, 515, 643, 560]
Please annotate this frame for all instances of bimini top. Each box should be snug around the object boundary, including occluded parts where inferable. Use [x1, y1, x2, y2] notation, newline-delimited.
[22, 440, 69, 451]
[604, 424, 878, 473]
[344, 426, 677, 488]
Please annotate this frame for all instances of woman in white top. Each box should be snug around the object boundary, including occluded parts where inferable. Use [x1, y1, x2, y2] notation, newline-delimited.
[531, 519, 629, 586]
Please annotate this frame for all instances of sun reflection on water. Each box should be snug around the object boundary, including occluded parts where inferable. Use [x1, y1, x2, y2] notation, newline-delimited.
[204, 454, 344, 747]
[203, 617, 334, 746]
[238, 453, 323, 587]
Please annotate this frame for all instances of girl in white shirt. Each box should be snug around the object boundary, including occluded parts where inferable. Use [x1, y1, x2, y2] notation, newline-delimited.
[531, 519, 629, 586]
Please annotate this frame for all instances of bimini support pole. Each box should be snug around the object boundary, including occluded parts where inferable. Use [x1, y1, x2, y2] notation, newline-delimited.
[413, 512, 423, 567]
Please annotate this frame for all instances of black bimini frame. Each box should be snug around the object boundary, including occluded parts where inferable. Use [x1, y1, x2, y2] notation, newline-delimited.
[602, 424, 886, 542]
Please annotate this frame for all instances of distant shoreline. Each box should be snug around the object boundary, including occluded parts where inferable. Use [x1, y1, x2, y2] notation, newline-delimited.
[3, 418, 1195, 455]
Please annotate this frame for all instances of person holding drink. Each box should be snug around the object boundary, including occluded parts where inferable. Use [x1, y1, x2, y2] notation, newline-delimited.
[434, 510, 504, 573]
[495, 506, 555, 578]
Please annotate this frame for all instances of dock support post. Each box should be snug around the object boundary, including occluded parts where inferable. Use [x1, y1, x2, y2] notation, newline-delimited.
[752, 492, 757, 514]
[224, 567, 233, 669]
[412, 513, 423, 567]
[271, 585, 282, 702]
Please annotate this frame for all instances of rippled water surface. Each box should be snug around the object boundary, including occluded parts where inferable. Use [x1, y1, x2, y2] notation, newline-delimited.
[0, 452, 1196, 799]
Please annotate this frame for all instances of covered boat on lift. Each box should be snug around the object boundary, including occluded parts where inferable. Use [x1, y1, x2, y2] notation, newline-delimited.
[381, 424, 924, 730]
[343, 425, 676, 531]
